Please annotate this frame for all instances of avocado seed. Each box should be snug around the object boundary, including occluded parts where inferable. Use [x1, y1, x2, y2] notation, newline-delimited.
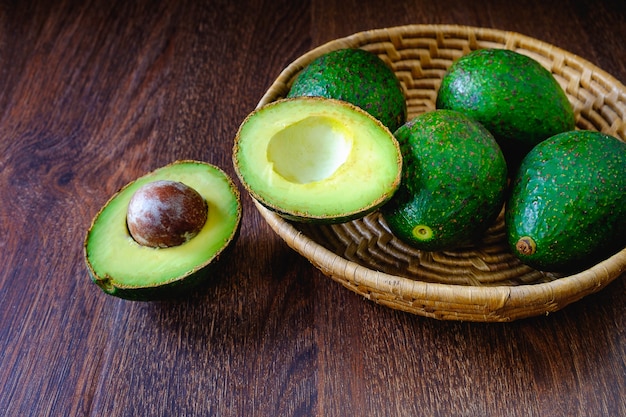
[127, 180, 208, 248]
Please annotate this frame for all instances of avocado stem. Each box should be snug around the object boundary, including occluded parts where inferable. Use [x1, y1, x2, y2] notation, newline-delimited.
[516, 236, 537, 256]
[412, 224, 434, 241]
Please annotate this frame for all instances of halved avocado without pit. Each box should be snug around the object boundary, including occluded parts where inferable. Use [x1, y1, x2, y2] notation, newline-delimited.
[84, 160, 242, 301]
[233, 97, 402, 223]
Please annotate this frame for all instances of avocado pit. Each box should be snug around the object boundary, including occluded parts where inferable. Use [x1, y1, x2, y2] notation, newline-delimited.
[127, 180, 208, 248]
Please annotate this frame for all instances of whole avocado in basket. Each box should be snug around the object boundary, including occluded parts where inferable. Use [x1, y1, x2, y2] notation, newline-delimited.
[380, 109, 508, 251]
[436, 48, 576, 170]
[287, 48, 407, 132]
[505, 130, 626, 272]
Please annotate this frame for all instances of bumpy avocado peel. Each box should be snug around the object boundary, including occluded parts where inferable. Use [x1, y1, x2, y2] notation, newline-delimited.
[436, 48, 575, 168]
[505, 130, 626, 272]
[287, 48, 407, 132]
[381, 109, 508, 251]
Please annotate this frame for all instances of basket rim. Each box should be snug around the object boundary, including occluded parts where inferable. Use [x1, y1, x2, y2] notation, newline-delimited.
[252, 24, 626, 321]
[255, 199, 626, 307]
[259, 24, 626, 110]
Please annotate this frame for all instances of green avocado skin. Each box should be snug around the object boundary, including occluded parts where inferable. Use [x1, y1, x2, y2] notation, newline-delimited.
[381, 109, 508, 251]
[505, 130, 626, 272]
[87, 225, 241, 301]
[436, 48, 575, 168]
[287, 48, 407, 132]
[87, 245, 232, 301]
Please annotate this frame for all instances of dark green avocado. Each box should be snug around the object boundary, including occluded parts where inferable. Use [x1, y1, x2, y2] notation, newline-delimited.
[381, 109, 508, 251]
[287, 48, 407, 132]
[505, 130, 626, 272]
[436, 48, 575, 168]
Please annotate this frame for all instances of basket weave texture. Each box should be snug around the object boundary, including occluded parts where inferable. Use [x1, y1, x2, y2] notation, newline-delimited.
[253, 24, 626, 321]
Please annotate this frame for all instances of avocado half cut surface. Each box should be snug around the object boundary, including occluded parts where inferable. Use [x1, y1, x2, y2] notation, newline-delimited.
[84, 160, 242, 301]
[233, 97, 402, 223]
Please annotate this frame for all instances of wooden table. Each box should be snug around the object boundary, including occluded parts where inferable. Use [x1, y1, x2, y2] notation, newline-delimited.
[1, 1, 624, 416]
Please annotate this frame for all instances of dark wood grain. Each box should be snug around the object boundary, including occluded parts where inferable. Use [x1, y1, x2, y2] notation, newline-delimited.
[1, 1, 624, 416]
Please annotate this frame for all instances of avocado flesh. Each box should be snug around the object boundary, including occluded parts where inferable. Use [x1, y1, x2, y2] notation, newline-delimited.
[381, 110, 508, 251]
[287, 48, 407, 132]
[505, 130, 626, 272]
[233, 97, 402, 223]
[84, 160, 241, 300]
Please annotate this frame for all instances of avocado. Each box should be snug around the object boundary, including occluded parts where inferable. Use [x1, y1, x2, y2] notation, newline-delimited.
[381, 109, 508, 251]
[233, 97, 402, 223]
[436, 48, 575, 168]
[506, 130, 626, 272]
[84, 160, 242, 300]
[287, 48, 407, 132]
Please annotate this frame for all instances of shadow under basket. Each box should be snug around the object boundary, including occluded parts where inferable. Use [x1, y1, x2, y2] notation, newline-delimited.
[252, 24, 626, 322]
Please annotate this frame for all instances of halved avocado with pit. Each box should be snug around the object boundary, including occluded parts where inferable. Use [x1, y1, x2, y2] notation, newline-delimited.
[84, 160, 242, 301]
[233, 97, 402, 223]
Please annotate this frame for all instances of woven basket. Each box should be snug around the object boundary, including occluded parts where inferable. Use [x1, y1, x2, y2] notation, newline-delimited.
[252, 24, 626, 322]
